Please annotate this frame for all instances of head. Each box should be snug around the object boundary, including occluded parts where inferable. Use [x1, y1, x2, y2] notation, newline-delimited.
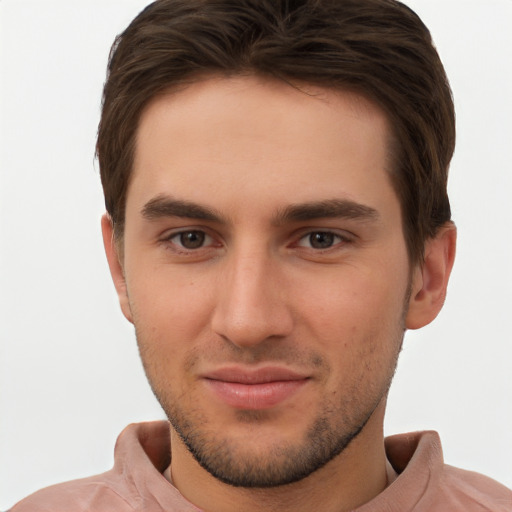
[98, 0, 456, 497]
[97, 0, 455, 266]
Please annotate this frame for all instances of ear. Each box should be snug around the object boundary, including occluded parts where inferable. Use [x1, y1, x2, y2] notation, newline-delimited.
[405, 222, 456, 330]
[101, 214, 133, 323]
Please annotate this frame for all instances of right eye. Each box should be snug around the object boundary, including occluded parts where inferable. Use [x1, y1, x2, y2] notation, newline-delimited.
[167, 230, 214, 250]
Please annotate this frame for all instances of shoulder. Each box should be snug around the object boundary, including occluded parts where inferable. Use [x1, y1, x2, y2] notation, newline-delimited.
[433, 465, 512, 512]
[8, 421, 188, 512]
[9, 472, 136, 512]
[382, 431, 511, 512]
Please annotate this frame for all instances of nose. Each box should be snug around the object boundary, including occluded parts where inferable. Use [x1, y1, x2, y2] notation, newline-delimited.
[211, 248, 294, 348]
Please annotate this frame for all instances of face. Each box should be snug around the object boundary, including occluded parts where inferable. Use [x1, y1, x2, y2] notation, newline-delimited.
[111, 76, 417, 487]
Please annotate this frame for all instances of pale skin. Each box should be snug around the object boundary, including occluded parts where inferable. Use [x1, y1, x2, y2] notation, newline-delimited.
[103, 75, 456, 512]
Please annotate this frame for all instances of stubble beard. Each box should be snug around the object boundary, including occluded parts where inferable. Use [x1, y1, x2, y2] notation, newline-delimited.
[165, 389, 380, 488]
[137, 336, 404, 489]
[135, 286, 410, 489]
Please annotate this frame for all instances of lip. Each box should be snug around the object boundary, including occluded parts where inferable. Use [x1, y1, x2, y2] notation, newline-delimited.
[201, 366, 310, 410]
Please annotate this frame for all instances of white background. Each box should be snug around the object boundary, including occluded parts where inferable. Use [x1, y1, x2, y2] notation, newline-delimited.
[1, 0, 511, 508]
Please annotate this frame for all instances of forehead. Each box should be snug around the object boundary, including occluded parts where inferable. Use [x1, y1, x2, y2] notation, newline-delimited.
[129, 75, 397, 221]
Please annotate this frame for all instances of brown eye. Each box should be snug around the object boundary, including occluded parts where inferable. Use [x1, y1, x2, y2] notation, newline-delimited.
[296, 231, 348, 250]
[308, 232, 336, 249]
[177, 230, 206, 249]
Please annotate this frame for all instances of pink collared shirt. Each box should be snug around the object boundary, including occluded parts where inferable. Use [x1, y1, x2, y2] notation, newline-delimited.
[10, 421, 512, 511]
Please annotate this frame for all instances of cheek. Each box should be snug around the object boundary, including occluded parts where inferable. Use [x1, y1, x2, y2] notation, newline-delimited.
[128, 260, 212, 320]
[130, 283, 205, 398]
[294, 267, 408, 354]
[297, 274, 407, 405]
[126, 267, 216, 370]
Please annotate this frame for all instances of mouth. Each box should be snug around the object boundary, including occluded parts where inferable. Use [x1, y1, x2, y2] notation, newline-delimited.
[201, 366, 310, 410]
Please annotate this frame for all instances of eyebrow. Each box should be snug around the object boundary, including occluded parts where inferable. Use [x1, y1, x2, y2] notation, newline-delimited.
[141, 195, 379, 225]
[141, 195, 222, 222]
[273, 199, 379, 225]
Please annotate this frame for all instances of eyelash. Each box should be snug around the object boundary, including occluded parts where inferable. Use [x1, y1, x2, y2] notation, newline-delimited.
[160, 228, 352, 254]
[163, 230, 218, 252]
[295, 231, 351, 250]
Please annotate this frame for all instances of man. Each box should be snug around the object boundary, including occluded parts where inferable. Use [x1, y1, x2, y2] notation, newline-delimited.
[10, 0, 511, 510]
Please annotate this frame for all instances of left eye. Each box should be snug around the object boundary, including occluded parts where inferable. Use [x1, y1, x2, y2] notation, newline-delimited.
[297, 231, 344, 249]
[170, 230, 213, 249]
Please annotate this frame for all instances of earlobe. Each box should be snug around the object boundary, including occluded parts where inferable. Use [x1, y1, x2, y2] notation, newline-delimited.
[101, 214, 133, 323]
[405, 222, 457, 330]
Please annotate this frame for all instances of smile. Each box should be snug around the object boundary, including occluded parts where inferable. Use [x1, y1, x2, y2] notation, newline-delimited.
[202, 367, 310, 410]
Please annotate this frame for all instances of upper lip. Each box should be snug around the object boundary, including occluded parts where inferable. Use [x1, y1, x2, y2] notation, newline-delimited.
[201, 366, 310, 384]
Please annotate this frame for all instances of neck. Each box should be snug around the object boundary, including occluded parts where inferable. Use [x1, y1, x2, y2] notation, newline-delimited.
[169, 403, 389, 512]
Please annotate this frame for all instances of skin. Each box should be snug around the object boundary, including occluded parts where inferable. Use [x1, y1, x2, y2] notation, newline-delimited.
[103, 75, 456, 512]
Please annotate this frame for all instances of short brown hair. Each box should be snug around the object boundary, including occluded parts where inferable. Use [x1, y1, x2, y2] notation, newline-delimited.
[97, 0, 455, 264]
